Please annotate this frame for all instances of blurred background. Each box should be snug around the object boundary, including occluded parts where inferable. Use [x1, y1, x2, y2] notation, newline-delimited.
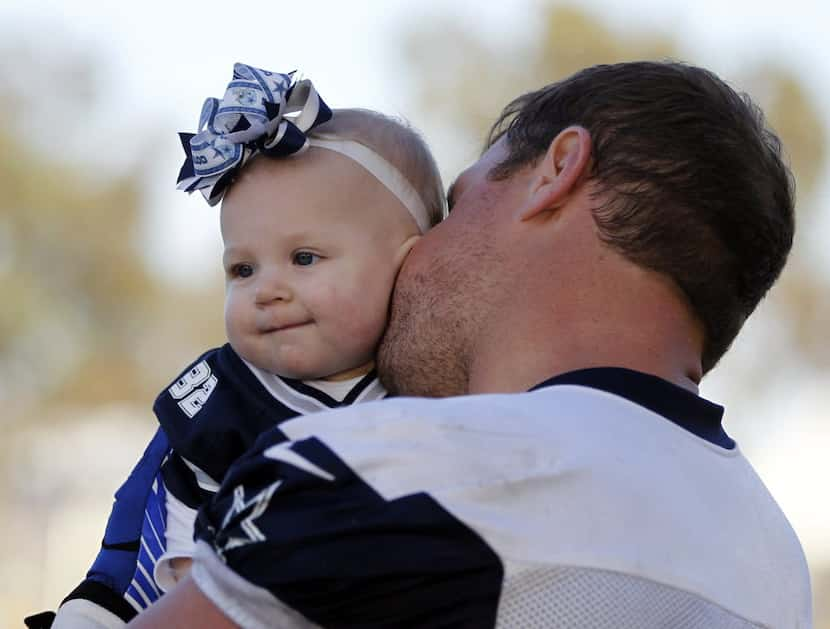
[1, 0, 828, 626]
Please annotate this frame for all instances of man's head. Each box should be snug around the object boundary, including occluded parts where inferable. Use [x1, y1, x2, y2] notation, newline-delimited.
[486, 61, 794, 373]
[379, 61, 794, 396]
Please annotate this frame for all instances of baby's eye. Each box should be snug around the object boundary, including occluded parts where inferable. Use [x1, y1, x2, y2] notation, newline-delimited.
[293, 251, 320, 266]
[230, 263, 254, 278]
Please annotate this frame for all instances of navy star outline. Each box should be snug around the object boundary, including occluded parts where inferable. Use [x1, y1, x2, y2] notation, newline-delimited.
[271, 73, 291, 98]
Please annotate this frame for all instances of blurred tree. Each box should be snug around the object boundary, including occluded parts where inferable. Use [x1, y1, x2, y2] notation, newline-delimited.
[743, 68, 830, 370]
[0, 128, 153, 411]
[404, 3, 830, 376]
[0, 45, 225, 425]
[0, 45, 226, 625]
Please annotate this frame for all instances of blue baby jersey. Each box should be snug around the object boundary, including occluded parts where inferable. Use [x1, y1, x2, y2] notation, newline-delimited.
[53, 344, 385, 624]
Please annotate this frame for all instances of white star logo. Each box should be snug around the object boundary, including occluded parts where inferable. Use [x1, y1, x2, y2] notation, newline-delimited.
[217, 480, 282, 557]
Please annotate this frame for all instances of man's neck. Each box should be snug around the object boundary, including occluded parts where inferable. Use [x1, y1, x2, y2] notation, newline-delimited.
[467, 266, 704, 395]
[468, 351, 701, 396]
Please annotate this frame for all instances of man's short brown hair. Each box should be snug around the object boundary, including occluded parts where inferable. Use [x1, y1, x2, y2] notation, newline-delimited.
[488, 61, 795, 373]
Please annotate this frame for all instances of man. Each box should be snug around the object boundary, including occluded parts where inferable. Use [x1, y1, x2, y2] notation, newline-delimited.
[130, 61, 812, 628]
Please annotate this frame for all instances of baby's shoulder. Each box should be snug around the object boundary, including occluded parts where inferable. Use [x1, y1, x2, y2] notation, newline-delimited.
[152, 344, 299, 479]
[153, 344, 283, 424]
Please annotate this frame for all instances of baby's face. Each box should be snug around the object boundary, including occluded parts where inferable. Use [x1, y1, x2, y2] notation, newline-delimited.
[221, 150, 419, 381]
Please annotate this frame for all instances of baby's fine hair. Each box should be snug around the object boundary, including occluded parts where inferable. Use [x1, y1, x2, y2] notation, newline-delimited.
[314, 108, 446, 228]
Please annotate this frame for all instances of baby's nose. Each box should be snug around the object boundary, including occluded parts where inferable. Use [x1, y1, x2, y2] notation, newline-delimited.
[254, 275, 292, 305]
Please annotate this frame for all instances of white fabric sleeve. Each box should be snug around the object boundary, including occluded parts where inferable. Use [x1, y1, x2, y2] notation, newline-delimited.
[153, 485, 199, 592]
[191, 540, 322, 629]
[52, 599, 125, 629]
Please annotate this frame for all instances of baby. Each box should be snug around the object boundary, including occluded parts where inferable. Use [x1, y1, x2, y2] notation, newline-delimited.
[33, 64, 444, 629]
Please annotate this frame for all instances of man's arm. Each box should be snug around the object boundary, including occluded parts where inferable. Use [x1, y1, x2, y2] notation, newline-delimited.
[126, 577, 236, 629]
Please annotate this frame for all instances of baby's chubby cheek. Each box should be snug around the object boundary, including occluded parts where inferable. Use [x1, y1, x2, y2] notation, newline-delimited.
[321, 285, 390, 350]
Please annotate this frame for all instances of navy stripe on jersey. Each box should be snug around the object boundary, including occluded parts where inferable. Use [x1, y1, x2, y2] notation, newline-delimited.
[196, 430, 504, 628]
[532, 367, 735, 449]
[280, 370, 383, 407]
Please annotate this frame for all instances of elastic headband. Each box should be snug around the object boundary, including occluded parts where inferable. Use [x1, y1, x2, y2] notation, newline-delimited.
[308, 135, 431, 233]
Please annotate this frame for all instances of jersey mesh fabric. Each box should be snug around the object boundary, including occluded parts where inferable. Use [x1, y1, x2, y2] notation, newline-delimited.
[495, 565, 763, 628]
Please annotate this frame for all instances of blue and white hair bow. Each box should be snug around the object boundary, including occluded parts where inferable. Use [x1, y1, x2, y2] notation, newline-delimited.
[176, 63, 332, 206]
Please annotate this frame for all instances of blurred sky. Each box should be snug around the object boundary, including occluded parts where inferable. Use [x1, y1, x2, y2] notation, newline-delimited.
[4, 0, 830, 284]
[2, 0, 828, 569]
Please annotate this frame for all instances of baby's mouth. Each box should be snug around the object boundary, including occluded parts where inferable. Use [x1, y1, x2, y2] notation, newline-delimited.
[261, 321, 313, 333]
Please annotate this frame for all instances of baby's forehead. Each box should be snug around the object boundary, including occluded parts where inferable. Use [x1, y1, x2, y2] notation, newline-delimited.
[247, 146, 372, 185]
[224, 151, 411, 229]
[275, 148, 409, 205]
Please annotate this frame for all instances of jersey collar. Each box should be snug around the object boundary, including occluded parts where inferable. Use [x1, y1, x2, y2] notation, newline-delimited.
[530, 367, 734, 449]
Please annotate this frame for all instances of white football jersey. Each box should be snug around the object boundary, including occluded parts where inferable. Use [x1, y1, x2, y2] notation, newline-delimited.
[192, 368, 812, 628]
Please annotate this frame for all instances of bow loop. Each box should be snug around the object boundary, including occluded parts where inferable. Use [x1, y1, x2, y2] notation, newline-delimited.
[177, 63, 332, 206]
[261, 119, 308, 156]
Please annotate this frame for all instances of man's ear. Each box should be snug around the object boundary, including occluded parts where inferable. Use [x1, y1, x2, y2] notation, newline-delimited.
[517, 126, 592, 222]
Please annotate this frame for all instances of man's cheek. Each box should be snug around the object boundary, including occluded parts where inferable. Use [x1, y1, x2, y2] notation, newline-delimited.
[395, 246, 432, 297]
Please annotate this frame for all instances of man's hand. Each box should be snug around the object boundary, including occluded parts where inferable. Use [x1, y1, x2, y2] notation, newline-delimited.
[126, 576, 236, 629]
[169, 556, 194, 585]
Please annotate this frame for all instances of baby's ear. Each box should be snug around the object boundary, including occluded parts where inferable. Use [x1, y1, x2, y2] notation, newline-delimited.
[394, 234, 421, 268]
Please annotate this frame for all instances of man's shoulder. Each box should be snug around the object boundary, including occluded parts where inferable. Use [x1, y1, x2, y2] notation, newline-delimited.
[278, 387, 570, 432]
[267, 388, 614, 506]
[275, 387, 811, 615]
[274, 384, 659, 462]
[201, 386, 810, 628]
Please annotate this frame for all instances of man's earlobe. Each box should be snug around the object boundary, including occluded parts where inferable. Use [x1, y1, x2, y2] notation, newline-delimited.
[517, 126, 592, 222]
